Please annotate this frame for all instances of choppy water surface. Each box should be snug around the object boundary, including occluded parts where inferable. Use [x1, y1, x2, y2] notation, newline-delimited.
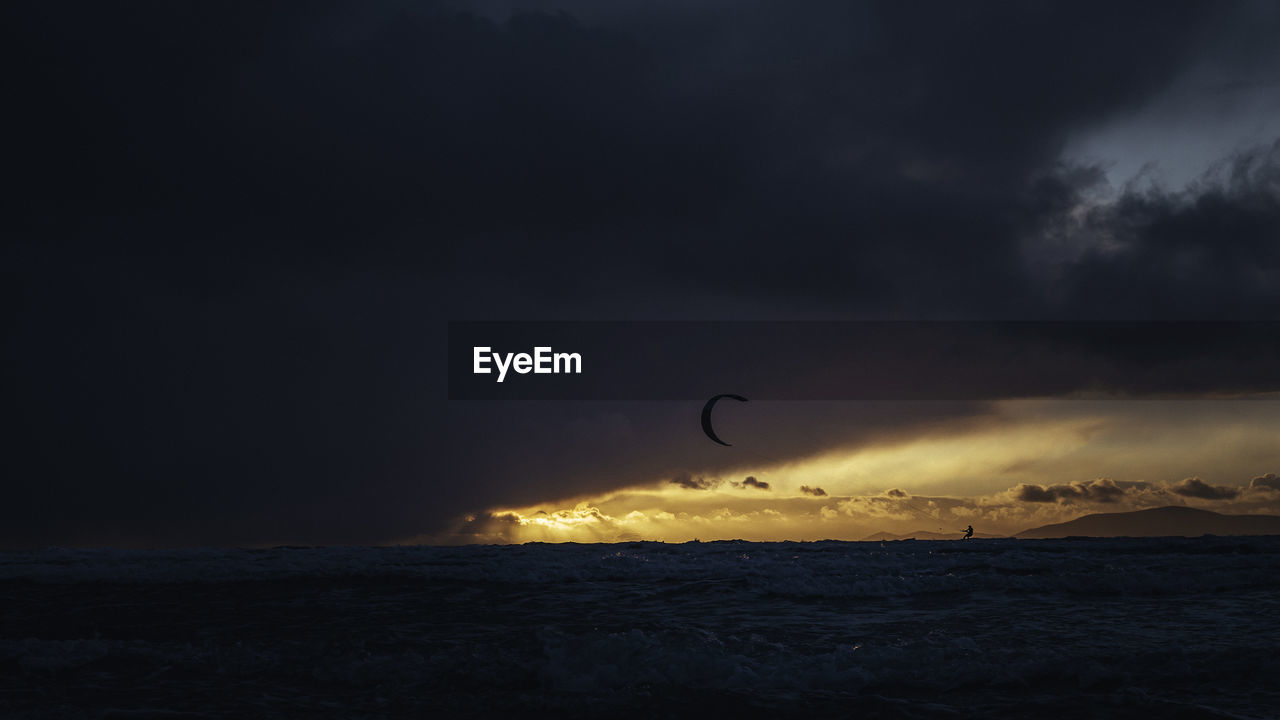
[3, 537, 1279, 718]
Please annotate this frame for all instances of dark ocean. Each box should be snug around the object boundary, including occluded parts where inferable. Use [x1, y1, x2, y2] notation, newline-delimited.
[3, 537, 1278, 718]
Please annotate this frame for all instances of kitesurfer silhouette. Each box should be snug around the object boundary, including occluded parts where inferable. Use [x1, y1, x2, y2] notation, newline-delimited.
[961, 525, 974, 540]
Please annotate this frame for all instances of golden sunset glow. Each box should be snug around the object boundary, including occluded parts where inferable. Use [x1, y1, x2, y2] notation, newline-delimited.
[450, 398, 1280, 544]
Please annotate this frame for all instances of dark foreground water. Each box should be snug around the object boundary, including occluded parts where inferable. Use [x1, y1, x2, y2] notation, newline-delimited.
[2, 537, 1279, 719]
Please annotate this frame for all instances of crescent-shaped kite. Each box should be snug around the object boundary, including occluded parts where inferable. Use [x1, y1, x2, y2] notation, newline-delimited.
[701, 393, 748, 446]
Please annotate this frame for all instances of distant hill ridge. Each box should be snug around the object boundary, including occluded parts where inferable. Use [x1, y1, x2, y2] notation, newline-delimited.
[859, 507, 1280, 541]
[1015, 506, 1280, 539]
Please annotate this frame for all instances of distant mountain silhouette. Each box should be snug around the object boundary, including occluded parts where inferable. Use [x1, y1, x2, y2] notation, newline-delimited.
[1016, 506, 1280, 539]
[862, 529, 1003, 541]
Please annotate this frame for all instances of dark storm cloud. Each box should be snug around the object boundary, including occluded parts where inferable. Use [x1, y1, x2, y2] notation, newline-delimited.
[1048, 141, 1280, 319]
[883, 489, 908, 498]
[1170, 477, 1241, 500]
[733, 476, 770, 491]
[1013, 485, 1059, 503]
[1250, 474, 1280, 492]
[5, 1, 1280, 546]
[799, 486, 827, 497]
[670, 472, 717, 491]
[1014, 477, 1258, 505]
[448, 511, 523, 543]
[11, 1, 1278, 318]
[1014, 479, 1127, 504]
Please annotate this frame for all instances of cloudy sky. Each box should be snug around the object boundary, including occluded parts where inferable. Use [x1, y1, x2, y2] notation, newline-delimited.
[5, 1, 1280, 547]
